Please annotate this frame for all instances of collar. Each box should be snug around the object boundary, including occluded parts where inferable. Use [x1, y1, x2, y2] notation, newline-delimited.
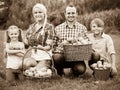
[101, 32, 105, 38]
[65, 21, 78, 28]
[93, 32, 105, 38]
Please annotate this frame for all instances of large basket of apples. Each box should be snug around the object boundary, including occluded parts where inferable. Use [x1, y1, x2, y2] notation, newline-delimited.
[91, 60, 111, 80]
[22, 47, 57, 78]
[63, 37, 92, 61]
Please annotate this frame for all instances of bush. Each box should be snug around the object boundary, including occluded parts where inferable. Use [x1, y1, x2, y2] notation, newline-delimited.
[1, 0, 120, 31]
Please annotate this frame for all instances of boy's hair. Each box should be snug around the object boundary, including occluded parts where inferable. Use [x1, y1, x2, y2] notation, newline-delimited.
[91, 18, 104, 27]
[6, 25, 23, 43]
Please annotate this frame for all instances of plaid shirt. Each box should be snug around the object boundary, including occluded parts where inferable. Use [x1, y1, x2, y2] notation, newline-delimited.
[55, 22, 87, 40]
[54, 21, 87, 53]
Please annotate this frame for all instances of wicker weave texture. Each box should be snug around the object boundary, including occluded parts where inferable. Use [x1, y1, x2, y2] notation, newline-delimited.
[63, 44, 92, 61]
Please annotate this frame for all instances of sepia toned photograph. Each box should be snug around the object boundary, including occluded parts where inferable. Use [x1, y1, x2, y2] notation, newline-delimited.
[0, 0, 120, 90]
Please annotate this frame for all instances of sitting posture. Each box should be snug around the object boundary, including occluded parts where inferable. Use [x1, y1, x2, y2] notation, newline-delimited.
[88, 18, 117, 78]
[53, 4, 88, 76]
[23, 3, 55, 77]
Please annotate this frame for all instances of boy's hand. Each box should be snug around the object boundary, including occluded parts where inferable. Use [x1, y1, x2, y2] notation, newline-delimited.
[111, 65, 117, 76]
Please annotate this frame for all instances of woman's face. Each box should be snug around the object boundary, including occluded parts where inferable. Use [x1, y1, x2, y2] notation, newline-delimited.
[91, 23, 104, 35]
[33, 7, 45, 22]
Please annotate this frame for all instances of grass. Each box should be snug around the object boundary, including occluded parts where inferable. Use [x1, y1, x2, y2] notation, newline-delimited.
[0, 30, 120, 90]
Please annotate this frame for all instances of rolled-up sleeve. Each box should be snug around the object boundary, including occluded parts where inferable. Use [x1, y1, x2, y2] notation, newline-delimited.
[106, 35, 116, 55]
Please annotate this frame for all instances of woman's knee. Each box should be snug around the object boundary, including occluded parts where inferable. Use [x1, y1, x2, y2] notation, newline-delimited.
[72, 61, 86, 75]
[23, 58, 37, 68]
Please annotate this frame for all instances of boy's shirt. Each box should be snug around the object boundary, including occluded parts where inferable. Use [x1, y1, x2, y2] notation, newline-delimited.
[88, 33, 116, 62]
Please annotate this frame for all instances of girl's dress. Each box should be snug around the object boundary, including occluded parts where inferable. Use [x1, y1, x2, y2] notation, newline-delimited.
[6, 42, 25, 69]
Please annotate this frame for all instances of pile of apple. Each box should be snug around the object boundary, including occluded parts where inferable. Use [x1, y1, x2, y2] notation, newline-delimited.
[61, 37, 92, 45]
[91, 60, 111, 70]
[24, 67, 52, 78]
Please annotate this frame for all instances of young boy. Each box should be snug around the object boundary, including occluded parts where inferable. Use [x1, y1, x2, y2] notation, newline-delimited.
[88, 18, 117, 78]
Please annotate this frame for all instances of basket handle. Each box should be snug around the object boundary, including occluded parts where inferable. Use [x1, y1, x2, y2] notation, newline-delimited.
[22, 46, 57, 74]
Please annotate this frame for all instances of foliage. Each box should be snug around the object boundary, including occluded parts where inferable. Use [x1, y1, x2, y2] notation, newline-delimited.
[0, 0, 120, 31]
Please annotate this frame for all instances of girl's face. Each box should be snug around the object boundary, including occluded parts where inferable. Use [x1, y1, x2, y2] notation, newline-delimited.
[33, 7, 45, 22]
[8, 29, 19, 41]
[91, 23, 104, 35]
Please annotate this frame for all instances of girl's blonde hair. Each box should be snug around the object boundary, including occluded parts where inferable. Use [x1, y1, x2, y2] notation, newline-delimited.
[6, 25, 23, 43]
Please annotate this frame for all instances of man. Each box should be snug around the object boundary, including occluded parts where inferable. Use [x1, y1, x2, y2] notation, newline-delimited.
[53, 5, 88, 76]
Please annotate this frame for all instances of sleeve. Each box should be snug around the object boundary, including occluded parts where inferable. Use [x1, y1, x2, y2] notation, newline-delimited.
[106, 35, 116, 55]
[26, 25, 32, 40]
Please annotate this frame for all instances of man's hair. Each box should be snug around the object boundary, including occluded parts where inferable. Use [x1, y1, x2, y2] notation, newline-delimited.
[65, 4, 77, 13]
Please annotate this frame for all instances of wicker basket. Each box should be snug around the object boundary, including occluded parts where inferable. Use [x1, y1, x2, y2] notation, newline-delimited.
[94, 68, 111, 80]
[22, 47, 57, 78]
[63, 44, 92, 61]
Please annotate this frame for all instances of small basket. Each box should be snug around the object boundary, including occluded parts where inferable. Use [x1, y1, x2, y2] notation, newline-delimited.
[63, 44, 92, 61]
[93, 68, 111, 80]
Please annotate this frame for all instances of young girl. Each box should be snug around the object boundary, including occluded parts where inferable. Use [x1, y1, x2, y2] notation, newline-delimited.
[5, 25, 25, 84]
[88, 18, 117, 78]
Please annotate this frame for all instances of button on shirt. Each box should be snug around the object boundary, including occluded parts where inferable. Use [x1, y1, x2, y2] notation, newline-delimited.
[55, 22, 87, 40]
[88, 33, 116, 62]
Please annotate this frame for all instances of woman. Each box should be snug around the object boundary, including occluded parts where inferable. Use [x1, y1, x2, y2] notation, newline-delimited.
[24, 3, 55, 72]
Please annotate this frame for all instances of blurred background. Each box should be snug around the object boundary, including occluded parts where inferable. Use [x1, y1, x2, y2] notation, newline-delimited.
[0, 0, 120, 32]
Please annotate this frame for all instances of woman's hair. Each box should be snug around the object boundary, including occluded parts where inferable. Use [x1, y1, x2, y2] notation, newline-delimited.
[6, 25, 23, 43]
[91, 18, 104, 27]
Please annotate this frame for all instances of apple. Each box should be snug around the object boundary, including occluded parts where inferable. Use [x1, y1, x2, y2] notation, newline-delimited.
[97, 61, 103, 68]
[90, 63, 97, 69]
[47, 69, 52, 76]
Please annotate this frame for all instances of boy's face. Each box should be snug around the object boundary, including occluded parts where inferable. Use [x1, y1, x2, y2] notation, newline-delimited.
[65, 6, 77, 22]
[91, 23, 104, 35]
[33, 7, 45, 22]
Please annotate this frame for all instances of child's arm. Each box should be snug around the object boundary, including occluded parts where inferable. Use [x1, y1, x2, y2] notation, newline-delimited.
[15, 42, 26, 57]
[5, 43, 22, 54]
[111, 54, 117, 74]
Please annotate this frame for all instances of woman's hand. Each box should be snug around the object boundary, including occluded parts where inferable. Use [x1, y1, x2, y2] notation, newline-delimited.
[37, 45, 51, 51]
[37, 45, 44, 50]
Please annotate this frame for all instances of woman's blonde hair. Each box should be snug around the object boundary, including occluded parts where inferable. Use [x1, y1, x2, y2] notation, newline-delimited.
[6, 25, 23, 43]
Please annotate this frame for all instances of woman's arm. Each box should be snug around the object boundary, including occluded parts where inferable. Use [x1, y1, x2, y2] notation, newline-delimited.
[37, 45, 51, 51]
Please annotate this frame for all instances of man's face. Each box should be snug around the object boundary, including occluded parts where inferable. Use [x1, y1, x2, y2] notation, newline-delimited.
[65, 6, 77, 22]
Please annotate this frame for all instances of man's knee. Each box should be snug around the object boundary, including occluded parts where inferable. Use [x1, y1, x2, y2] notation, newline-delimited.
[52, 53, 64, 65]
[72, 62, 86, 75]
